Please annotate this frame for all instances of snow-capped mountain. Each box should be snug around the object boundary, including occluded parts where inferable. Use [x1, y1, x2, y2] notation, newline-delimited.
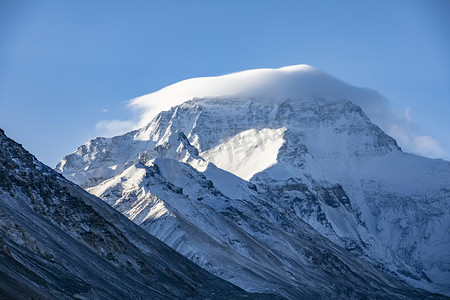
[57, 65, 450, 298]
[0, 129, 279, 300]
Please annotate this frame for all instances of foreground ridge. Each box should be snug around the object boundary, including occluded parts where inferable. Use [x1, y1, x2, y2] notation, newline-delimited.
[0, 128, 276, 299]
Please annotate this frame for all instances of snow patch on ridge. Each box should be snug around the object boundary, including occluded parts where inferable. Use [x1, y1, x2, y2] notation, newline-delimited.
[200, 127, 286, 180]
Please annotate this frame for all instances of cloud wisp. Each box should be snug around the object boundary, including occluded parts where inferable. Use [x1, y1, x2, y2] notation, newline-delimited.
[95, 119, 137, 138]
[387, 108, 445, 159]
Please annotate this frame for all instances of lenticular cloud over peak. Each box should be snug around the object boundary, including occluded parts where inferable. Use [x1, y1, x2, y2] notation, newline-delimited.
[95, 64, 446, 160]
[129, 64, 387, 128]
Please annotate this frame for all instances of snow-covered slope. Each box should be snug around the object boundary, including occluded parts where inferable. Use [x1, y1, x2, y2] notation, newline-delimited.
[58, 65, 450, 297]
[85, 157, 437, 299]
[0, 129, 277, 300]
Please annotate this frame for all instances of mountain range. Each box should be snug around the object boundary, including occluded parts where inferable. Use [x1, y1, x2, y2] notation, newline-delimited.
[56, 65, 450, 298]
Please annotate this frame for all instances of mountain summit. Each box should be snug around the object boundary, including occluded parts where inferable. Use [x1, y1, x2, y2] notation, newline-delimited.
[58, 66, 450, 298]
[129, 64, 386, 128]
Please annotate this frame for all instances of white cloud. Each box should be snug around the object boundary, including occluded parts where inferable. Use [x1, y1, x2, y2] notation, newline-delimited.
[410, 135, 445, 158]
[388, 124, 411, 145]
[387, 113, 446, 159]
[101, 108, 108, 113]
[95, 119, 137, 138]
[404, 107, 412, 122]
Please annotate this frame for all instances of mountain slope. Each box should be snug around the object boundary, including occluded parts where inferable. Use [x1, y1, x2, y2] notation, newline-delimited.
[88, 155, 445, 299]
[0, 128, 276, 300]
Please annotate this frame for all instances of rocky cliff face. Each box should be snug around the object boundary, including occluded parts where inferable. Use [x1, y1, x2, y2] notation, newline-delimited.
[58, 97, 450, 298]
[0, 128, 275, 300]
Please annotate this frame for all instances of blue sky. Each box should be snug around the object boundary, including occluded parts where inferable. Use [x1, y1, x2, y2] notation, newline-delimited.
[1, 0, 449, 166]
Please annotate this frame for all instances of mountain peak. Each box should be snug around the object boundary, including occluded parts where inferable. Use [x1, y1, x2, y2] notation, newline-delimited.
[130, 64, 386, 127]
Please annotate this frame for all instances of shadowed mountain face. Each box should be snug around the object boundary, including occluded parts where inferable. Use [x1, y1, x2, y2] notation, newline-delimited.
[57, 98, 449, 299]
[0, 129, 278, 300]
